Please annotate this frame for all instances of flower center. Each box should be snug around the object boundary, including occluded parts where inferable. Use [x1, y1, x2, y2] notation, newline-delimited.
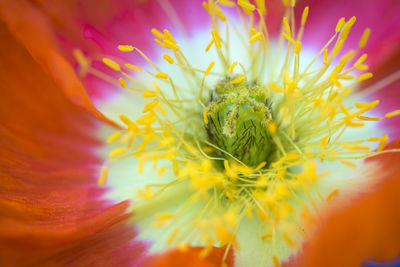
[75, 0, 400, 265]
[205, 78, 274, 167]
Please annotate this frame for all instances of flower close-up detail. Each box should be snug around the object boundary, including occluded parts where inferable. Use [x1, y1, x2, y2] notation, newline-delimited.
[1, 0, 400, 266]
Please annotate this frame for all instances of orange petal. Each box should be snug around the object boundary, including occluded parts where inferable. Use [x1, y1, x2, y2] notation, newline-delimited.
[0, 19, 142, 265]
[0, 0, 119, 128]
[286, 138, 400, 267]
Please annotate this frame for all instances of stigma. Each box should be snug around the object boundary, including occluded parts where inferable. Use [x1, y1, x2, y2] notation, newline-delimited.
[74, 0, 400, 265]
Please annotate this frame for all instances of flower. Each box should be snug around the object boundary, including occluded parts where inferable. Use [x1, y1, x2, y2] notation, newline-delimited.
[1, 0, 400, 266]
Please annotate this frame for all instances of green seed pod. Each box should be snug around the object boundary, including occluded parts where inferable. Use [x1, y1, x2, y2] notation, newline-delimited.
[205, 78, 275, 167]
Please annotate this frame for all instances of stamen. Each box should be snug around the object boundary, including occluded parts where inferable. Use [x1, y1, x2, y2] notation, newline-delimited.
[359, 28, 371, 48]
[356, 72, 373, 82]
[98, 166, 108, 186]
[162, 54, 175, 64]
[102, 57, 121, 71]
[301, 6, 309, 26]
[155, 72, 170, 79]
[228, 62, 238, 74]
[125, 64, 143, 72]
[385, 110, 400, 118]
[97, 2, 400, 261]
[230, 76, 246, 84]
[118, 45, 134, 52]
[119, 77, 127, 88]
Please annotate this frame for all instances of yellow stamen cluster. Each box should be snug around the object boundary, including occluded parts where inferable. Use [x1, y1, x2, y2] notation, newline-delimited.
[79, 1, 400, 264]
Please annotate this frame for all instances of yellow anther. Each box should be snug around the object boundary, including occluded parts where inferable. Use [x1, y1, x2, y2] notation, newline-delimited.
[355, 72, 373, 82]
[120, 114, 134, 126]
[340, 160, 356, 168]
[356, 64, 369, 71]
[230, 76, 246, 84]
[125, 63, 143, 72]
[215, 6, 227, 21]
[268, 82, 284, 93]
[211, 29, 222, 49]
[155, 72, 169, 79]
[283, 17, 291, 36]
[205, 61, 215, 76]
[163, 29, 177, 44]
[238, 0, 255, 14]
[249, 32, 263, 43]
[281, 0, 289, 6]
[118, 45, 134, 52]
[341, 16, 356, 40]
[261, 233, 272, 240]
[228, 62, 238, 74]
[162, 54, 174, 64]
[154, 38, 166, 48]
[355, 100, 379, 110]
[164, 39, 180, 50]
[156, 213, 174, 221]
[357, 115, 380, 121]
[272, 255, 280, 267]
[267, 121, 277, 134]
[107, 132, 121, 143]
[354, 54, 367, 69]
[335, 17, 345, 32]
[153, 82, 162, 93]
[282, 233, 295, 247]
[219, 0, 235, 7]
[385, 109, 400, 119]
[202, 2, 210, 12]
[250, 28, 258, 35]
[102, 57, 121, 71]
[203, 108, 209, 124]
[368, 135, 389, 152]
[143, 99, 159, 113]
[109, 147, 128, 157]
[342, 144, 370, 150]
[326, 189, 339, 201]
[118, 77, 127, 88]
[255, 0, 266, 15]
[142, 91, 157, 98]
[151, 28, 164, 39]
[98, 166, 108, 186]
[359, 28, 371, 48]
[301, 6, 309, 26]
[205, 39, 214, 52]
[290, 0, 296, 7]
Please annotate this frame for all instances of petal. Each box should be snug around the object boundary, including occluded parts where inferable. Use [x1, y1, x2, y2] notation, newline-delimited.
[0, 0, 118, 127]
[285, 138, 400, 267]
[0, 17, 146, 265]
[31, 0, 209, 101]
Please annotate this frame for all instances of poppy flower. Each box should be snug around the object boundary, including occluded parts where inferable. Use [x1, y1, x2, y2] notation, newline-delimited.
[1, 0, 400, 266]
